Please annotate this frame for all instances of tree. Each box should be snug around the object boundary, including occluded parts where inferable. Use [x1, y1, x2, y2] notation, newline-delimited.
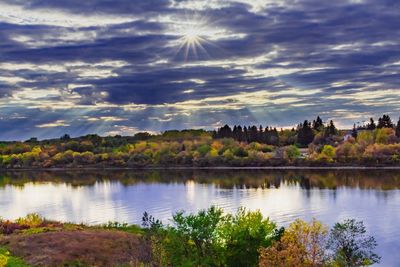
[313, 116, 323, 131]
[366, 118, 376, 130]
[327, 219, 380, 266]
[223, 208, 279, 267]
[318, 145, 335, 162]
[325, 120, 337, 136]
[144, 207, 279, 267]
[284, 145, 301, 161]
[375, 128, 396, 144]
[352, 124, 358, 139]
[396, 117, 400, 138]
[377, 114, 393, 128]
[297, 120, 315, 146]
[60, 134, 71, 141]
[259, 219, 328, 267]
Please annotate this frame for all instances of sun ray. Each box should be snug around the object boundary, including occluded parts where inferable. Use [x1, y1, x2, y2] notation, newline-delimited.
[169, 14, 225, 61]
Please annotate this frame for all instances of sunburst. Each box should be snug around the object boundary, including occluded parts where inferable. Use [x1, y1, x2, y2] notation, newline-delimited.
[173, 16, 218, 60]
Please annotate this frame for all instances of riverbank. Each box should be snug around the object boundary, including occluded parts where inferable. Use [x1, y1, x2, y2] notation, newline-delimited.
[0, 211, 381, 267]
[0, 225, 151, 266]
[2, 165, 400, 171]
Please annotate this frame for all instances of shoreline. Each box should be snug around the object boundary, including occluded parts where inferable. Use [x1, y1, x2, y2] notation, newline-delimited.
[2, 166, 400, 171]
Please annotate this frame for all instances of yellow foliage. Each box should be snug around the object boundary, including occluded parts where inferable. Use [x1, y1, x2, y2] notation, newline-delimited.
[259, 219, 328, 267]
[16, 213, 43, 227]
[208, 148, 219, 157]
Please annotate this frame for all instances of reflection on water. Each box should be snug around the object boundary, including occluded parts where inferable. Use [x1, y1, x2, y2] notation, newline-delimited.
[0, 169, 400, 265]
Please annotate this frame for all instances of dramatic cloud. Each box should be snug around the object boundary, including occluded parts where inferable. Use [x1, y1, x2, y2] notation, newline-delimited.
[0, 0, 399, 140]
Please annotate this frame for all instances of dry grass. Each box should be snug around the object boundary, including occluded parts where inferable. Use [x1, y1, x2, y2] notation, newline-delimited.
[0, 229, 153, 266]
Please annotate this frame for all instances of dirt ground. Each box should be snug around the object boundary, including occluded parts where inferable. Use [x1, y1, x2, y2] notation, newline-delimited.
[0, 229, 153, 266]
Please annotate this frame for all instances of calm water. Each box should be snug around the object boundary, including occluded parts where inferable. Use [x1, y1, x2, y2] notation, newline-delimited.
[0, 169, 399, 265]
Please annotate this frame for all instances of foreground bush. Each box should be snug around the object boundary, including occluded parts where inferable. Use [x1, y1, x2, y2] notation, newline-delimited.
[260, 218, 380, 267]
[327, 219, 380, 266]
[143, 207, 281, 267]
[0, 211, 380, 267]
[0, 247, 29, 267]
[259, 219, 328, 267]
[15, 213, 43, 227]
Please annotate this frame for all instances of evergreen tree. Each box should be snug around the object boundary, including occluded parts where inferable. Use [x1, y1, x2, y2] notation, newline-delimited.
[297, 120, 314, 146]
[367, 118, 376, 130]
[60, 134, 71, 141]
[325, 120, 337, 136]
[258, 125, 264, 143]
[249, 126, 258, 143]
[396, 118, 400, 138]
[236, 125, 244, 142]
[352, 124, 358, 139]
[217, 124, 232, 138]
[377, 114, 393, 128]
[313, 116, 323, 131]
[243, 126, 249, 142]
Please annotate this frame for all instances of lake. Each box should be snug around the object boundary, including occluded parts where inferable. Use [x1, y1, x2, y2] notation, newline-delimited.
[0, 169, 399, 265]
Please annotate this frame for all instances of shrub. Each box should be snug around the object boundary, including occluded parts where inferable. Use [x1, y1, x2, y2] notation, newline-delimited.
[233, 147, 248, 158]
[317, 145, 336, 162]
[327, 219, 380, 266]
[222, 208, 280, 267]
[259, 219, 328, 267]
[284, 145, 301, 161]
[0, 220, 29, 235]
[16, 213, 43, 227]
[0, 247, 30, 267]
[143, 207, 279, 267]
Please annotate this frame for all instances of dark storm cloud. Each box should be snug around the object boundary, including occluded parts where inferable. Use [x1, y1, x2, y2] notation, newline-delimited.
[2, 0, 173, 15]
[0, 0, 399, 139]
[88, 65, 278, 104]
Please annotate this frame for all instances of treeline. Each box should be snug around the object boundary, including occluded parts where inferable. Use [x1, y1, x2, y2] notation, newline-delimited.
[212, 116, 335, 147]
[1, 114, 400, 168]
[214, 114, 400, 147]
[213, 125, 280, 145]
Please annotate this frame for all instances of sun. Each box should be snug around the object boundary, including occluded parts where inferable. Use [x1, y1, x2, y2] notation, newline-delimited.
[182, 27, 202, 44]
[177, 23, 209, 60]
[172, 16, 216, 60]
[168, 14, 228, 60]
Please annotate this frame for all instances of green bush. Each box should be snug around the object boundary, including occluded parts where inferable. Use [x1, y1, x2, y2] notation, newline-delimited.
[143, 207, 279, 267]
[221, 208, 281, 267]
[327, 219, 380, 266]
[0, 247, 30, 267]
[284, 145, 301, 161]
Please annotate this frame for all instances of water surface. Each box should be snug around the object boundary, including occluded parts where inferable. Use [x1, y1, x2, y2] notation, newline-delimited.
[0, 170, 399, 265]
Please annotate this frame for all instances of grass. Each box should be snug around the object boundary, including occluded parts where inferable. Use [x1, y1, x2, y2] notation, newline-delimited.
[101, 221, 144, 234]
[0, 215, 151, 266]
[0, 247, 30, 267]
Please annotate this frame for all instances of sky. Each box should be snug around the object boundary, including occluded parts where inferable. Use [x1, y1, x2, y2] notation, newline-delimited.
[0, 0, 399, 140]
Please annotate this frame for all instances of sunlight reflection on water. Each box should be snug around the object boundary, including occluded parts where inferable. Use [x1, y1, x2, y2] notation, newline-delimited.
[0, 170, 400, 265]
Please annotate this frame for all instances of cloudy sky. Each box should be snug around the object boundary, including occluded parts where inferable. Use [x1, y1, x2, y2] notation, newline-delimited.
[0, 0, 399, 140]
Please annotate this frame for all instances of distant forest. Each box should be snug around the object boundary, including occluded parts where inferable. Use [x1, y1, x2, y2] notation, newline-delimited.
[0, 114, 400, 168]
[213, 114, 400, 146]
